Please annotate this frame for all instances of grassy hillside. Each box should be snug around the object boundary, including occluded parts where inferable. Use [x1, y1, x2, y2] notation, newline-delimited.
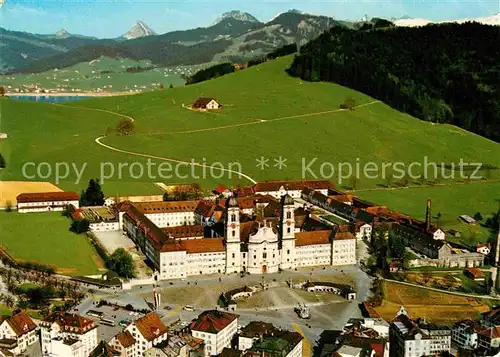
[1, 55, 499, 213]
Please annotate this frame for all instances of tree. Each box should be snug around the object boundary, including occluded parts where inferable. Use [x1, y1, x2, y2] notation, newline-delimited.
[0, 86, 5, 97]
[169, 84, 174, 89]
[116, 118, 135, 135]
[5, 200, 12, 213]
[162, 192, 170, 201]
[0, 153, 5, 168]
[389, 232, 406, 259]
[436, 212, 442, 227]
[159, 83, 164, 89]
[70, 219, 90, 234]
[79, 178, 105, 206]
[104, 126, 114, 136]
[107, 248, 134, 279]
[474, 212, 483, 221]
[340, 97, 356, 110]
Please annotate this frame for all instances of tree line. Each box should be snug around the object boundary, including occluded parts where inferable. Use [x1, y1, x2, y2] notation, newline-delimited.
[186, 63, 235, 85]
[287, 22, 500, 142]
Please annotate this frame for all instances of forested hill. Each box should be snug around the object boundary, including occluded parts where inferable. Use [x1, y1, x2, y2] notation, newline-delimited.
[287, 22, 500, 142]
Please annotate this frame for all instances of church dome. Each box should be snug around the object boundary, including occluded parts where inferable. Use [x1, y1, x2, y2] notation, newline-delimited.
[282, 194, 294, 206]
[228, 196, 239, 207]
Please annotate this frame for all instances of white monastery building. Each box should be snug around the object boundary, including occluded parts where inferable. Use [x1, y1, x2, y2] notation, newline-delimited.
[119, 192, 357, 281]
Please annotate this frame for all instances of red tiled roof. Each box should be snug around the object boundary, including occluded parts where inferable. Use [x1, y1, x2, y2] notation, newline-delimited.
[294, 230, 332, 246]
[240, 221, 259, 242]
[214, 184, 229, 194]
[114, 331, 136, 348]
[134, 312, 168, 342]
[123, 204, 167, 246]
[181, 238, 225, 254]
[42, 312, 96, 334]
[89, 340, 120, 357]
[370, 343, 385, 357]
[477, 243, 491, 249]
[16, 191, 79, 203]
[333, 232, 356, 241]
[234, 186, 256, 197]
[158, 239, 185, 253]
[135, 200, 198, 214]
[1, 311, 37, 337]
[196, 200, 215, 217]
[480, 326, 500, 339]
[189, 310, 238, 334]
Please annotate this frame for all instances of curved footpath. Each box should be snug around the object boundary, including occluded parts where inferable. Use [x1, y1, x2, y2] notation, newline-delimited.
[54, 100, 383, 185]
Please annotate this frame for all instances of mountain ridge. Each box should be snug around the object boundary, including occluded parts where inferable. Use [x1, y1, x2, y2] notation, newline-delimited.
[122, 21, 156, 40]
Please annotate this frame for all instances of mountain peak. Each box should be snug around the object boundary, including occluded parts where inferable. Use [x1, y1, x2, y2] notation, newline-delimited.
[123, 21, 156, 40]
[212, 11, 260, 26]
[55, 28, 70, 38]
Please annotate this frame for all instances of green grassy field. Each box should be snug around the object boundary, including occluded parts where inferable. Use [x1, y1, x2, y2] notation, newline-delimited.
[0, 56, 208, 93]
[0, 212, 103, 275]
[357, 182, 500, 244]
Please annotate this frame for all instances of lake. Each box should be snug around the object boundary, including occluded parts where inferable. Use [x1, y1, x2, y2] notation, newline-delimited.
[8, 95, 92, 103]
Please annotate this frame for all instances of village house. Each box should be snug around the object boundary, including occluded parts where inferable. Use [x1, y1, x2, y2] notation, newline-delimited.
[189, 310, 238, 356]
[240, 327, 303, 357]
[40, 312, 98, 357]
[89, 340, 120, 357]
[144, 333, 204, 357]
[478, 326, 500, 352]
[464, 267, 486, 281]
[389, 307, 451, 357]
[191, 98, 221, 110]
[0, 310, 38, 355]
[124, 312, 168, 357]
[452, 319, 482, 350]
[430, 228, 445, 240]
[16, 191, 79, 213]
[477, 243, 492, 255]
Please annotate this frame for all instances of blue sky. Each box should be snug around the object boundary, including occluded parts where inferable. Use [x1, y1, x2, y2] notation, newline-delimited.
[1, 0, 499, 38]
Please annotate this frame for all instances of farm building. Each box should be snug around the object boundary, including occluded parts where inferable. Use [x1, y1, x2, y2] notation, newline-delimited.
[191, 97, 221, 110]
[0, 133, 7, 139]
[464, 267, 486, 281]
